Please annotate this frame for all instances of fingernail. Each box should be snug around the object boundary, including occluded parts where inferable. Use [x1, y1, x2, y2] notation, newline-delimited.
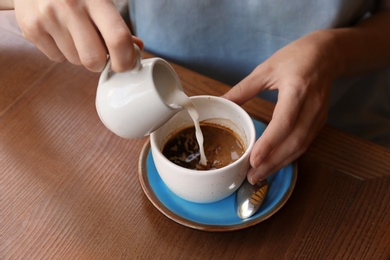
[247, 168, 256, 185]
[250, 157, 261, 169]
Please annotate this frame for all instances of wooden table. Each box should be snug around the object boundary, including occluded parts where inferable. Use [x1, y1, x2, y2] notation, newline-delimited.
[1, 11, 389, 259]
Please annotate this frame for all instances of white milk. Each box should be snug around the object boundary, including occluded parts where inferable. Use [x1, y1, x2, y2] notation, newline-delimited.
[167, 90, 207, 166]
[186, 103, 207, 166]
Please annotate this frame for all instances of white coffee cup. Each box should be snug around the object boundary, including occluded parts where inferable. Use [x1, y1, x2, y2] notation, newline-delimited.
[150, 95, 256, 203]
[96, 45, 186, 139]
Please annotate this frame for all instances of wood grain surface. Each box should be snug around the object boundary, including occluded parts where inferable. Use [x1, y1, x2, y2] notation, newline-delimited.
[1, 11, 389, 259]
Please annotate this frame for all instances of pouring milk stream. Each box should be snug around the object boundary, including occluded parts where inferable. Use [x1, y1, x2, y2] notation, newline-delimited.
[96, 45, 207, 165]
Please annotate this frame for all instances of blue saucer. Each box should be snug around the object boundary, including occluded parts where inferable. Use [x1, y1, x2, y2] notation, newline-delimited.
[138, 120, 297, 232]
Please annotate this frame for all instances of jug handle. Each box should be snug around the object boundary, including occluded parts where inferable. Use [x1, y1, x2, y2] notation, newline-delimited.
[98, 44, 142, 84]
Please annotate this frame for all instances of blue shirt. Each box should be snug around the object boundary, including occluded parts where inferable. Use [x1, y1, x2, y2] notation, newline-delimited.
[129, 0, 390, 146]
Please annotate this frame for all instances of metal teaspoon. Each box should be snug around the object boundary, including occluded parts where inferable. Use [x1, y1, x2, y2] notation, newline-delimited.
[236, 179, 269, 219]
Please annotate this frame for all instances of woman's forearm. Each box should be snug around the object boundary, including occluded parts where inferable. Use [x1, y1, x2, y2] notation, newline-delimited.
[324, 9, 390, 77]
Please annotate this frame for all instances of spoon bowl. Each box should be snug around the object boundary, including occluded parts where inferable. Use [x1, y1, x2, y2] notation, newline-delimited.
[236, 179, 269, 219]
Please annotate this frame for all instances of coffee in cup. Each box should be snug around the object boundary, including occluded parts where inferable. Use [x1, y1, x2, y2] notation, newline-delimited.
[162, 120, 245, 170]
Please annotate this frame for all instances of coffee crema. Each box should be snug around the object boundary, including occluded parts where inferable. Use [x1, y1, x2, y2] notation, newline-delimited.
[162, 122, 245, 170]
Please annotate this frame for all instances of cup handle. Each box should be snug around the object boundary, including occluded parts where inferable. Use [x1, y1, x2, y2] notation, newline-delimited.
[98, 44, 142, 84]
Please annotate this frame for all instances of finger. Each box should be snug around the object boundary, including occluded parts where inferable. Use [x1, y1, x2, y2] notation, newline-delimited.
[247, 144, 302, 184]
[32, 5, 83, 66]
[222, 65, 269, 105]
[28, 32, 66, 63]
[18, 15, 66, 63]
[248, 98, 326, 184]
[47, 25, 81, 66]
[247, 132, 308, 184]
[89, 2, 136, 72]
[66, 9, 108, 72]
[250, 86, 305, 169]
[132, 36, 144, 50]
[248, 127, 313, 184]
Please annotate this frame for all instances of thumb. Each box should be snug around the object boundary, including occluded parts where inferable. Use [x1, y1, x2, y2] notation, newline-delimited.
[132, 36, 144, 50]
[222, 66, 268, 105]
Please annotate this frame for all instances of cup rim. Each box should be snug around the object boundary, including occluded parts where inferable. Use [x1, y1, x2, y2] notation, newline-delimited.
[150, 95, 256, 176]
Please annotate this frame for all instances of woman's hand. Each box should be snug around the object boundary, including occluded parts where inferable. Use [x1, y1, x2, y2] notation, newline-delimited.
[223, 31, 341, 184]
[13, 0, 143, 72]
[224, 5, 390, 185]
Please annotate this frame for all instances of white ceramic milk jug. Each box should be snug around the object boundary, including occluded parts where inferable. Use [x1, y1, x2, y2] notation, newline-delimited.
[96, 45, 188, 139]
